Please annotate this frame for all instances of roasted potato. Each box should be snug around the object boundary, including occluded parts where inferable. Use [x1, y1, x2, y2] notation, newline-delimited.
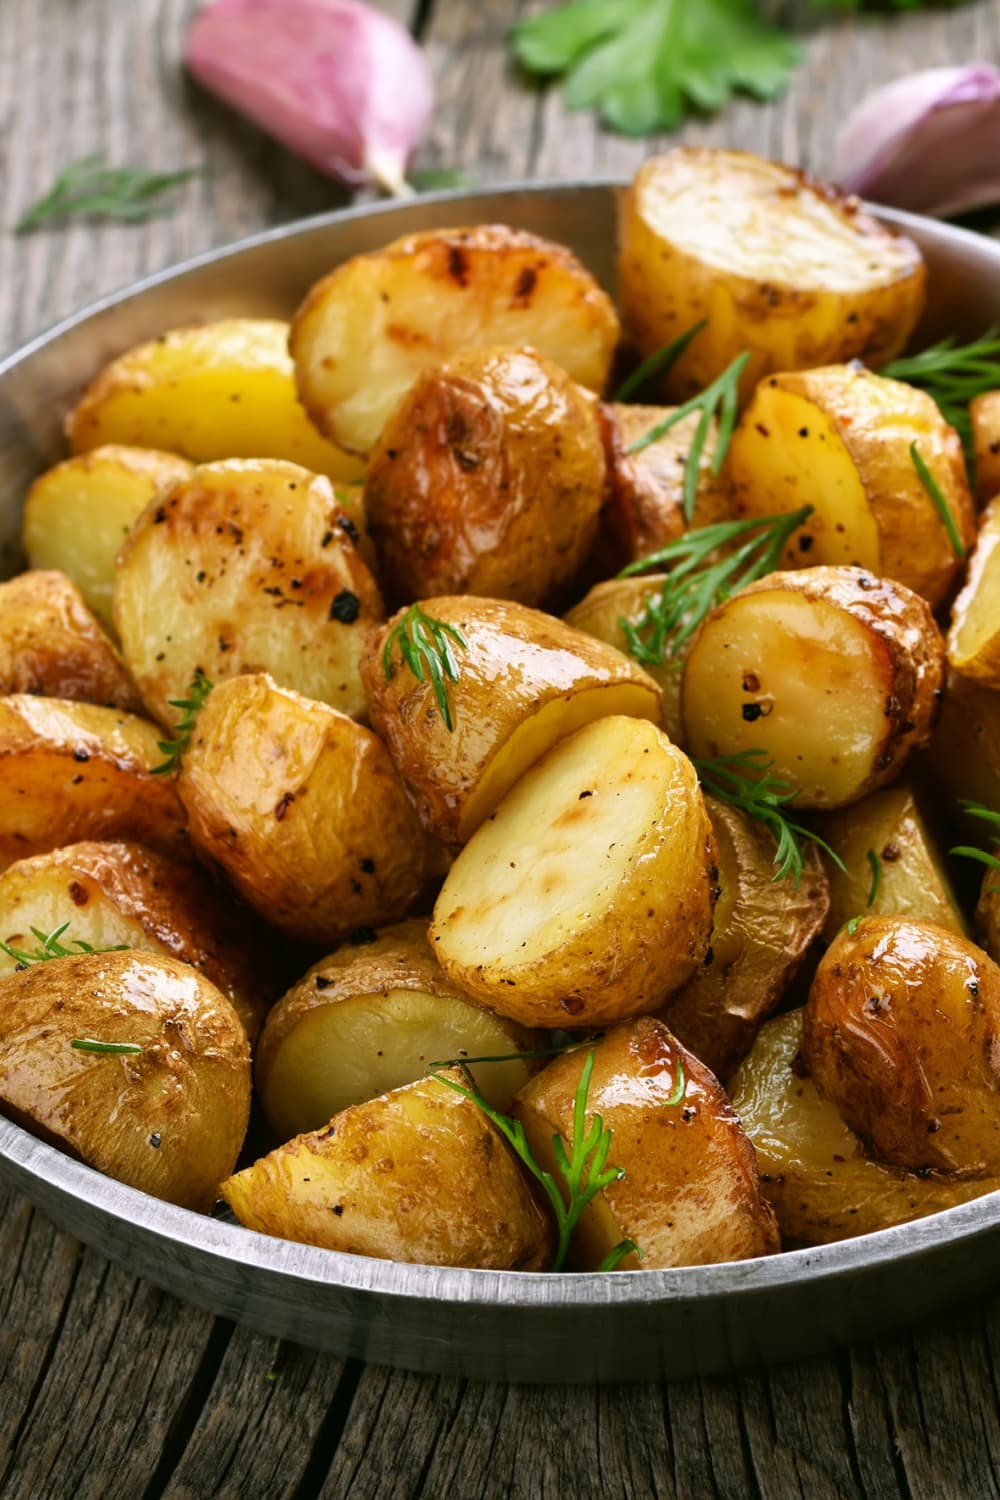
[727, 365, 976, 607]
[977, 869, 1000, 965]
[971, 390, 1000, 504]
[513, 1018, 779, 1269]
[0, 696, 188, 869]
[0, 570, 140, 710]
[431, 715, 716, 1029]
[563, 575, 685, 744]
[114, 459, 383, 727]
[363, 595, 662, 847]
[0, 949, 250, 1210]
[256, 920, 538, 1139]
[656, 797, 829, 1081]
[22, 446, 193, 630]
[364, 346, 606, 608]
[290, 224, 620, 455]
[923, 670, 1000, 823]
[682, 566, 946, 809]
[948, 496, 1000, 687]
[618, 148, 925, 404]
[179, 673, 431, 945]
[222, 1069, 553, 1269]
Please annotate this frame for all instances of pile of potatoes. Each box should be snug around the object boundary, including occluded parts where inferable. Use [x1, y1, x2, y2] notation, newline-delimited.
[2, 146, 1000, 1272]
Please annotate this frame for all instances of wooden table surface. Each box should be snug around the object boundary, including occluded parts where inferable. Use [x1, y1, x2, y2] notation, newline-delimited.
[3, 2, 1000, 1495]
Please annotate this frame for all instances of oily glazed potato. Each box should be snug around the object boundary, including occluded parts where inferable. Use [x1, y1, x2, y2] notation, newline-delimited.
[564, 575, 685, 744]
[22, 446, 193, 630]
[0, 570, 140, 710]
[948, 496, 1000, 687]
[656, 797, 828, 1081]
[0, 949, 250, 1210]
[728, 365, 976, 607]
[290, 224, 620, 455]
[513, 1019, 779, 1269]
[971, 390, 1000, 504]
[431, 716, 716, 1029]
[179, 674, 430, 945]
[618, 148, 926, 403]
[65, 318, 364, 484]
[682, 566, 946, 809]
[114, 459, 383, 726]
[731, 1011, 995, 1246]
[363, 596, 662, 847]
[803, 916, 1000, 1174]
[0, 696, 187, 869]
[256, 920, 538, 1139]
[364, 346, 606, 608]
[0, 841, 273, 1042]
[924, 670, 1000, 822]
[222, 1069, 553, 1269]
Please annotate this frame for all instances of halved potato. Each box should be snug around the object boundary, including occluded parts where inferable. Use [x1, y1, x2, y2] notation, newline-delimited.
[363, 596, 662, 847]
[0, 570, 140, 710]
[114, 459, 383, 727]
[0, 949, 250, 1210]
[924, 670, 1000, 824]
[971, 390, 1000, 504]
[727, 365, 976, 607]
[431, 716, 716, 1029]
[22, 446, 193, 630]
[222, 1069, 553, 1269]
[290, 224, 620, 455]
[948, 496, 1000, 687]
[618, 148, 925, 404]
[682, 565, 946, 809]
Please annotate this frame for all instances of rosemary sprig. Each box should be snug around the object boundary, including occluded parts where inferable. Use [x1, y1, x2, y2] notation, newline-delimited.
[382, 605, 468, 732]
[0, 922, 128, 968]
[884, 330, 1000, 455]
[614, 320, 708, 402]
[866, 848, 882, 908]
[151, 670, 214, 775]
[910, 443, 966, 560]
[693, 750, 847, 887]
[71, 1038, 143, 1056]
[951, 800, 1000, 895]
[16, 155, 199, 234]
[617, 505, 813, 667]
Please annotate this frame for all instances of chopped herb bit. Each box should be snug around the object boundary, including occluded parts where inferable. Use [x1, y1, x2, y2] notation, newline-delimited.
[866, 847, 882, 908]
[382, 605, 468, 732]
[885, 329, 1000, 461]
[71, 1038, 143, 1055]
[151, 670, 213, 775]
[614, 320, 708, 402]
[910, 442, 966, 560]
[17, 155, 199, 233]
[0, 922, 128, 967]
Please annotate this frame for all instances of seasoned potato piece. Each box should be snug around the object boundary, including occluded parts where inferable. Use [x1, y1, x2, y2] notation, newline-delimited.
[114, 459, 383, 726]
[363, 596, 662, 847]
[731, 1011, 995, 1246]
[365, 347, 606, 608]
[924, 670, 1000, 823]
[22, 446, 193, 630]
[431, 716, 716, 1029]
[971, 390, 1000, 504]
[656, 798, 828, 1081]
[513, 1019, 779, 1269]
[564, 575, 685, 744]
[257, 920, 538, 1139]
[0, 697, 187, 869]
[65, 319, 364, 484]
[977, 870, 1000, 965]
[0, 842, 274, 1041]
[0, 571, 140, 710]
[618, 148, 925, 404]
[222, 1069, 553, 1269]
[179, 674, 430, 945]
[682, 566, 946, 809]
[0, 950, 250, 1210]
[728, 365, 975, 607]
[803, 917, 1000, 1174]
[948, 497, 1000, 687]
[290, 224, 620, 455]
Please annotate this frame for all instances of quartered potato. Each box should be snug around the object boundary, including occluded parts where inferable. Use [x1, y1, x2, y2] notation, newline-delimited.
[971, 390, 1000, 504]
[924, 670, 1000, 823]
[564, 575, 685, 745]
[222, 1069, 553, 1269]
[114, 459, 383, 726]
[728, 365, 976, 607]
[290, 224, 620, 455]
[682, 565, 946, 809]
[948, 496, 1000, 688]
[0, 570, 140, 710]
[618, 148, 926, 403]
[431, 716, 716, 1029]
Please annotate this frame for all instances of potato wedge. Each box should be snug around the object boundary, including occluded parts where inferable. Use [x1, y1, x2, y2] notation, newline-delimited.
[618, 148, 925, 404]
[65, 318, 364, 484]
[682, 566, 946, 809]
[0, 696, 187, 869]
[728, 366, 976, 607]
[114, 459, 383, 726]
[948, 496, 1000, 687]
[977, 869, 1000, 965]
[513, 1018, 779, 1269]
[363, 596, 662, 847]
[0, 949, 249, 1210]
[924, 670, 1000, 823]
[0, 570, 140, 710]
[431, 716, 716, 1029]
[290, 224, 620, 455]
[179, 674, 430, 945]
[971, 390, 1000, 504]
[222, 1069, 553, 1269]
[22, 446, 193, 630]
[364, 346, 606, 608]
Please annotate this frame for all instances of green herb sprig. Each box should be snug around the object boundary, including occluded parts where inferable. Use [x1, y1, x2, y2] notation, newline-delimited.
[151, 670, 214, 776]
[951, 801, 1000, 895]
[866, 848, 882, 908]
[614, 320, 708, 402]
[71, 1038, 143, 1056]
[910, 442, 966, 560]
[382, 605, 468, 732]
[16, 155, 199, 234]
[885, 330, 1000, 456]
[0, 923, 128, 968]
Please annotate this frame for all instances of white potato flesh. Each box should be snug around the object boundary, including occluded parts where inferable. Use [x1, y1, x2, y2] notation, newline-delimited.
[948, 498, 1000, 688]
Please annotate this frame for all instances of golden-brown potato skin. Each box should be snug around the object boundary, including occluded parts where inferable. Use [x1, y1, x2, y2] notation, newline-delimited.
[803, 917, 1000, 1175]
[364, 346, 607, 609]
[0, 950, 250, 1210]
[0, 571, 140, 710]
[971, 390, 1000, 504]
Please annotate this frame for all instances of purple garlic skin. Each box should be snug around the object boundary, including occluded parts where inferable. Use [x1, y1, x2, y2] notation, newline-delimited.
[832, 65, 1000, 220]
[185, 0, 434, 195]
